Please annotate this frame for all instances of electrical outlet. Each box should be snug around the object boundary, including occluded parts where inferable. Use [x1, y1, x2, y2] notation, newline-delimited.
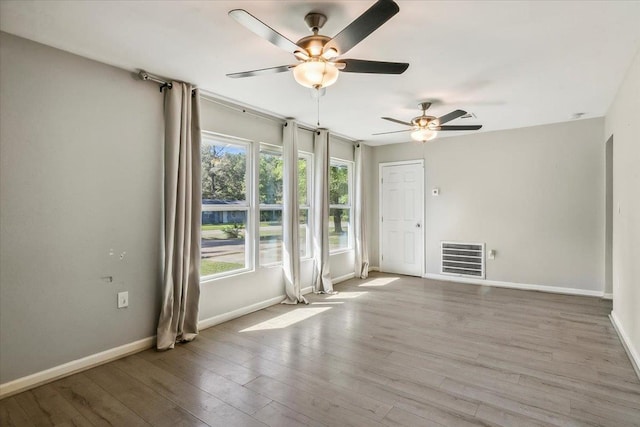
[117, 291, 129, 309]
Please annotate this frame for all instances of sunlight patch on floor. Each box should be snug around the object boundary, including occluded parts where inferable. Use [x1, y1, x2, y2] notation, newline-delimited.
[239, 307, 331, 332]
[326, 291, 368, 299]
[311, 301, 344, 305]
[358, 277, 399, 287]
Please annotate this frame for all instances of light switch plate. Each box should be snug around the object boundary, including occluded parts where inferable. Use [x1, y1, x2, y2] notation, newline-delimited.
[117, 291, 129, 309]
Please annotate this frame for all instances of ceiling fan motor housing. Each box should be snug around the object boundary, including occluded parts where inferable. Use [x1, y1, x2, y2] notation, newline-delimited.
[296, 34, 331, 58]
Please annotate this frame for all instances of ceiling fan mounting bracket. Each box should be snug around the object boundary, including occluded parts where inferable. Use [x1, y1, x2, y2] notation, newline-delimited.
[419, 102, 432, 112]
[304, 13, 327, 33]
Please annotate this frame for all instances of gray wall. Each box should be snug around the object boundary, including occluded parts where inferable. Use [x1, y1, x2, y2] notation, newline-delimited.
[0, 32, 358, 384]
[369, 118, 606, 292]
[0, 32, 164, 383]
[605, 47, 640, 365]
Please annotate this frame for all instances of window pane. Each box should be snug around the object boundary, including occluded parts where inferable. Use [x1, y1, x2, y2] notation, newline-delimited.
[260, 209, 283, 265]
[298, 157, 308, 205]
[202, 140, 247, 202]
[299, 208, 309, 258]
[329, 208, 350, 251]
[259, 149, 283, 205]
[329, 163, 349, 205]
[201, 210, 247, 277]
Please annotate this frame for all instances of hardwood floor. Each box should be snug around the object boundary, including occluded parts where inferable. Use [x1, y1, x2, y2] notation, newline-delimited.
[2, 273, 640, 426]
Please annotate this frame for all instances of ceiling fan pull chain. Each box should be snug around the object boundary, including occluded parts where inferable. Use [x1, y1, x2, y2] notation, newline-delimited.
[317, 89, 321, 126]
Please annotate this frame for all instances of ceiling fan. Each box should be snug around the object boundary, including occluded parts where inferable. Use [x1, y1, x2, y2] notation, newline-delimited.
[375, 102, 483, 142]
[227, 0, 409, 91]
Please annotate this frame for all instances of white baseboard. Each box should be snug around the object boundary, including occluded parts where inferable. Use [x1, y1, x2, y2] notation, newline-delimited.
[603, 293, 613, 300]
[1, 286, 317, 400]
[0, 336, 155, 399]
[423, 273, 604, 298]
[333, 272, 355, 284]
[368, 266, 380, 272]
[199, 294, 285, 330]
[610, 311, 640, 380]
[198, 286, 315, 330]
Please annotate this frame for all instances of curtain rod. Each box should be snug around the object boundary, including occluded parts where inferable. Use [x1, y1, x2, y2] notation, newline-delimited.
[139, 70, 357, 145]
[138, 69, 198, 94]
[138, 70, 172, 91]
[199, 90, 358, 145]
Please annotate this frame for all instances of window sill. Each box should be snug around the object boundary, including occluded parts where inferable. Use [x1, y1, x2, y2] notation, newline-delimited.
[200, 267, 253, 285]
[329, 248, 353, 256]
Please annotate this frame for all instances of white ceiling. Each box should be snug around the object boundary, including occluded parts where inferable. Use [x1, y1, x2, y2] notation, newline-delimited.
[2, 1, 639, 146]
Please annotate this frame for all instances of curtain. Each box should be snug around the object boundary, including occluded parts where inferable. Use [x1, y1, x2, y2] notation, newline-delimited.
[282, 120, 307, 304]
[157, 82, 202, 350]
[312, 129, 335, 294]
[354, 143, 369, 279]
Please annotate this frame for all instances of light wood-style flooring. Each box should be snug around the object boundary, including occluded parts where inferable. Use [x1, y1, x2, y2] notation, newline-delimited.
[2, 273, 640, 426]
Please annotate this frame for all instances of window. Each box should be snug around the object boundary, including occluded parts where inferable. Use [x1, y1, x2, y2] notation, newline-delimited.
[259, 145, 283, 265]
[298, 153, 312, 258]
[329, 160, 352, 252]
[200, 136, 250, 278]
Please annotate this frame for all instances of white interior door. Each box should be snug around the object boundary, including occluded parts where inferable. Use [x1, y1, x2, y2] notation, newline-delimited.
[380, 161, 424, 276]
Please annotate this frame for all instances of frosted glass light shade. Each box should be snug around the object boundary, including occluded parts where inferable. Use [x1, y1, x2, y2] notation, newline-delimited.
[293, 60, 339, 89]
[411, 128, 438, 142]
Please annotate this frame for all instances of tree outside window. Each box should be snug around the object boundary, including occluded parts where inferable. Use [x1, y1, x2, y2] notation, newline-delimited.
[259, 146, 284, 265]
[200, 138, 250, 278]
[329, 161, 352, 252]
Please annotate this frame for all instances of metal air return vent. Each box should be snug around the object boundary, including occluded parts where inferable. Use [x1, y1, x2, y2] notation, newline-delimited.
[441, 241, 485, 278]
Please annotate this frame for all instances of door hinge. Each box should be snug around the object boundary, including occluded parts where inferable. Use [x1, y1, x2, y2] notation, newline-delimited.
[381, 178, 383, 184]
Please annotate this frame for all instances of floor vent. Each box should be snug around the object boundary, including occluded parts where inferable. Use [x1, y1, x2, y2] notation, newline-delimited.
[441, 241, 485, 278]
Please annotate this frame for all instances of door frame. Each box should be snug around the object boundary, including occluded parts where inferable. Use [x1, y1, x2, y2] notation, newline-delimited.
[378, 159, 425, 276]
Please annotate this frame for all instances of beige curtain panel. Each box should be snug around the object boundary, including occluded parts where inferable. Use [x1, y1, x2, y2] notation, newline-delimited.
[157, 82, 202, 350]
[312, 129, 334, 294]
[354, 143, 369, 279]
[282, 120, 308, 304]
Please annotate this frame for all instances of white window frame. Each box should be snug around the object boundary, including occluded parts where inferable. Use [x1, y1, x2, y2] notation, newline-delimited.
[200, 132, 253, 282]
[329, 158, 353, 254]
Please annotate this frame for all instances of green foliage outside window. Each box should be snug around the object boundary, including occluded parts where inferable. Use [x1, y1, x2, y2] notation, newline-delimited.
[329, 163, 349, 234]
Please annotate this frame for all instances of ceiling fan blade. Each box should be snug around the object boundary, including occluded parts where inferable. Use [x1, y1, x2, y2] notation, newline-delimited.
[229, 9, 300, 53]
[437, 109, 467, 125]
[227, 65, 294, 79]
[339, 59, 409, 74]
[435, 125, 483, 131]
[372, 129, 412, 135]
[381, 116, 413, 126]
[324, 0, 400, 56]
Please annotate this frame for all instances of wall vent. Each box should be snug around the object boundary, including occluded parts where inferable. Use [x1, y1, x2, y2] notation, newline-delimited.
[441, 241, 485, 278]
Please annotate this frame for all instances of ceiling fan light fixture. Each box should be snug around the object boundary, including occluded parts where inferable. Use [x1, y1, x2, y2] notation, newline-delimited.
[293, 60, 339, 89]
[294, 50, 310, 61]
[411, 128, 438, 142]
[322, 47, 338, 60]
